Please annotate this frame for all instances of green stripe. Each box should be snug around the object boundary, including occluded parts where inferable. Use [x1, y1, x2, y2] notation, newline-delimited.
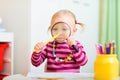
[116, 0, 120, 61]
[106, 0, 109, 43]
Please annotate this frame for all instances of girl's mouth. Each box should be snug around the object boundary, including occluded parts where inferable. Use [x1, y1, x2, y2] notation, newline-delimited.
[56, 38, 66, 42]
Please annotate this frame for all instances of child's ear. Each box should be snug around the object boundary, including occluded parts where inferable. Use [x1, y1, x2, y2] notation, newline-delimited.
[73, 28, 77, 34]
[73, 28, 77, 33]
[71, 28, 77, 36]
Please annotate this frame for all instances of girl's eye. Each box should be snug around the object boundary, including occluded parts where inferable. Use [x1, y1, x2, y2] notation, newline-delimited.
[62, 28, 68, 31]
[52, 28, 58, 31]
[52, 28, 69, 31]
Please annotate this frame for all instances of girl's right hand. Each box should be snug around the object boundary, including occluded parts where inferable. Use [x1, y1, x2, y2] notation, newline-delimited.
[34, 42, 46, 53]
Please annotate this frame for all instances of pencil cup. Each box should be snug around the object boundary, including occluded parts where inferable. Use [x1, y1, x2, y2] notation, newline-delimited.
[94, 54, 119, 80]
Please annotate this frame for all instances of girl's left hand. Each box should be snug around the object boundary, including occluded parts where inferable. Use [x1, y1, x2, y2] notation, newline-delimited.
[66, 37, 76, 46]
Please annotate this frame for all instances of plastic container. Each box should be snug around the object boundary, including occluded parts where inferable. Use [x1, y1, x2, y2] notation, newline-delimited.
[0, 74, 8, 80]
[94, 54, 119, 80]
[0, 43, 9, 72]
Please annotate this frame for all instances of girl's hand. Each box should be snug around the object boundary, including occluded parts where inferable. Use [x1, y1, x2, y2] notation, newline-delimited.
[66, 37, 79, 52]
[66, 37, 76, 46]
[34, 42, 46, 53]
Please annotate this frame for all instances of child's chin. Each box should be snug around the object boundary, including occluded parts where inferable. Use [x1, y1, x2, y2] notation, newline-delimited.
[56, 39, 66, 43]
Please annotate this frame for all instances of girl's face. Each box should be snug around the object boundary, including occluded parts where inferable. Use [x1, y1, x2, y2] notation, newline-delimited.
[51, 22, 71, 43]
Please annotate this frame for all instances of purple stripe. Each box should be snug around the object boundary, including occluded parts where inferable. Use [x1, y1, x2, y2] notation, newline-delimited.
[74, 51, 82, 58]
[47, 53, 75, 60]
[46, 69, 80, 72]
[47, 47, 71, 52]
[31, 56, 42, 67]
[47, 58, 75, 64]
[31, 53, 46, 67]
[47, 47, 70, 50]
[32, 61, 41, 67]
[48, 40, 81, 48]
[47, 43, 70, 49]
[76, 52, 84, 61]
[47, 63, 79, 68]
[41, 53, 46, 59]
[31, 56, 40, 63]
[78, 56, 88, 66]
[32, 53, 40, 57]
[47, 44, 53, 48]
[32, 55, 39, 60]
[77, 54, 85, 63]
[47, 50, 71, 55]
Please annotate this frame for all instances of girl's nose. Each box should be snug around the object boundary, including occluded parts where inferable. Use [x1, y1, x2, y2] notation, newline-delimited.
[57, 30, 62, 35]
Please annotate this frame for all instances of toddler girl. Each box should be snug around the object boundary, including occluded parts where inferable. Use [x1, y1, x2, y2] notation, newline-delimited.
[31, 9, 88, 72]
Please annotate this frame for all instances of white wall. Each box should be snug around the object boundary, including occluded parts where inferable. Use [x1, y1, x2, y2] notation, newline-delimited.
[30, 0, 100, 73]
[0, 0, 100, 74]
[0, 0, 31, 74]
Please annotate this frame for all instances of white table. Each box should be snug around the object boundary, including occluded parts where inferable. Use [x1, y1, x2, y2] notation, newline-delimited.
[3, 72, 120, 80]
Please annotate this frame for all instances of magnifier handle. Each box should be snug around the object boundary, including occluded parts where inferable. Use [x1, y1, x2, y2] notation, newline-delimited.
[72, 45, 79, 52]
[33, 34, 59, 53]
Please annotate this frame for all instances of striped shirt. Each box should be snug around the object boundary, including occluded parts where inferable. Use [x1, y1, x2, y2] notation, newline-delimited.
[31, 41, 88, 72]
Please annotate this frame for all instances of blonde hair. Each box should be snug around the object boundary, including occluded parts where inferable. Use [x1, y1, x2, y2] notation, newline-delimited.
[48, 9, 85, 31]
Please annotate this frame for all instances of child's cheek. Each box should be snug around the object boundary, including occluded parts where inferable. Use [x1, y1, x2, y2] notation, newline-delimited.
[63, 33, 69, 39]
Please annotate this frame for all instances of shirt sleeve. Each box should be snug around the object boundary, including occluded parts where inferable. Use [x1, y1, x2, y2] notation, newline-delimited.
[31, 48, 47, 67]
[71, 41, 88, 66]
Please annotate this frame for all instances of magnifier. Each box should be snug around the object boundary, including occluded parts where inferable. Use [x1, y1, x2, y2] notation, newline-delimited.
[51, 22, 79, 52]
[33, 34, 59, 53]
[33, 22, 79, 53]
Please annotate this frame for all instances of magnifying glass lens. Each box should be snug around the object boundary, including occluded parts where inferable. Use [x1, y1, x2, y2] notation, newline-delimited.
[51, 22, 71, 40]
